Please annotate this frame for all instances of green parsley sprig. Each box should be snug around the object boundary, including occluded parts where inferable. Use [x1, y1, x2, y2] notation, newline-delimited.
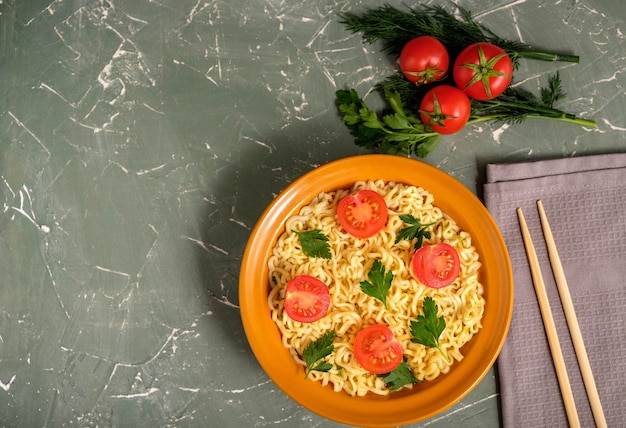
[335, 88, 441, 157]
[381, 360, 420, 390]
[360, 260, 394, 309]
[395, 214, 435, 250]
[294, 229, 332, 259]
[302, 330, 335, 379]
[410, 297, 449, 363]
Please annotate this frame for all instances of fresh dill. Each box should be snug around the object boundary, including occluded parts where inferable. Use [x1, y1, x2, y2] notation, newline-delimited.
[339, 4, 579, 68]
[467, 72, 596, 127]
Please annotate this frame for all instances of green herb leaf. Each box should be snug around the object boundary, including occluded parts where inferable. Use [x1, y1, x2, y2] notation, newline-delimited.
[335, 88, 441, 158]
[381, 360, 420, 390]
[394, 214, 435, 250]
[294, 229, 332, 259]
[541, 71, 566, 108]
[359, 260, 394, 309]
[311, 361, 333, 373]
[302, 330, 335, 379]
[410, 297, 449, 362]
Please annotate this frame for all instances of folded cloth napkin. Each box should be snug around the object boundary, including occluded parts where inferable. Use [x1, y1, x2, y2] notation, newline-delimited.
[483, 153, 626, 427]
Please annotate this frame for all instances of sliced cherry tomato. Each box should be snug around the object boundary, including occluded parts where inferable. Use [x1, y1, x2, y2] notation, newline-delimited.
[337, 189, 388, 238]
[411, 243, 461, 288]
[419, 85, 471, 135]
[284, 275, 330, 323]
[453, 42, 513, 100]
[353, 324, 403, 374]
[398, 36, 449, 85]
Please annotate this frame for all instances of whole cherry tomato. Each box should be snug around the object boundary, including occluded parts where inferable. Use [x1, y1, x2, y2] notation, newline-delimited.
[419, 85, 471, 134]
[453, 42, 513, 100]
[398, 36, 450, 85]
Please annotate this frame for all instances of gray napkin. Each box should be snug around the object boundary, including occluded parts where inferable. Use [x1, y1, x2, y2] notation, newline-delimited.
[483, 153, 626, 427]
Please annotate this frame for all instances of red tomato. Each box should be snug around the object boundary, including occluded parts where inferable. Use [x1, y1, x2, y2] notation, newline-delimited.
[419, 85, 471, 135]
[284, 275, 330, 323]
[398, 36, 450, 85]
[337, 189, 388, 238]
[411, 243, 461, 288]
[353, 324, 403, 374]
[453, 42, 513, 100]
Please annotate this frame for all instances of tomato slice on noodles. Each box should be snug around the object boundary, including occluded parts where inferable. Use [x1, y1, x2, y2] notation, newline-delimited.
[411, 243, 460, 288]
[337, 189, 388, 238]
[284, 275, 330, 323]
[353, 324, 403, 374]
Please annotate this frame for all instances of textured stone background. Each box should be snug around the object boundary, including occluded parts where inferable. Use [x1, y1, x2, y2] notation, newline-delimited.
[1, 0, 624, 426]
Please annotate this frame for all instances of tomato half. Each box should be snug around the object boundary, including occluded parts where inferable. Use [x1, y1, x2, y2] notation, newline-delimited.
[353, 324, 403, 374]
[284, 275, 330, 323]
[398, 36, 449, 85]
[411, 243, 460, 288]
[453, 42, 513, 100]
[419, 85, 471, 135]
[337, 189, 388, 238]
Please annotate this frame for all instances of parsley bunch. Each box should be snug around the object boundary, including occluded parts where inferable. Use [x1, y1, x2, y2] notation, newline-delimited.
[336, 88, 440, 157]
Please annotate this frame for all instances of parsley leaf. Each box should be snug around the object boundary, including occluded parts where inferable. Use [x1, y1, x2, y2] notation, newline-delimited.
[302, 330, 335, 379]
[335, 88, 442, 157]
[360, 260, 393, 309]
[294, 229, 332, 259]
[394, 214, 435, 250]
[410, 297, 449, 362]
[381, 361, 420, 391]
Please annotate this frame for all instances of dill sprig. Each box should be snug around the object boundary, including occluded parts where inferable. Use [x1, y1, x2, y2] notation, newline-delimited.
[376, 72, 596, 128]
[541, 73, 567, 108]
[339, 4, 579, 68]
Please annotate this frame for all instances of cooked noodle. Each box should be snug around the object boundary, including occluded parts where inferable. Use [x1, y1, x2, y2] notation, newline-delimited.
[267, 180, 484, 396]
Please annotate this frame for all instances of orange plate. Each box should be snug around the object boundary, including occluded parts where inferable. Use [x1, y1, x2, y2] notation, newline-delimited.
[239, 154, 513, 427]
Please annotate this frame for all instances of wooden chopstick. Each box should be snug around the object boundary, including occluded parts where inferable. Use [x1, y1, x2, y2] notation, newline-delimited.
[517, 207, 581, 428]
[537, 200, 607, 428]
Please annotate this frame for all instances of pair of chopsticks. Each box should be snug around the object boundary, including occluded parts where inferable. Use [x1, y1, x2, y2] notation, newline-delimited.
[517, 200, 607, 428]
